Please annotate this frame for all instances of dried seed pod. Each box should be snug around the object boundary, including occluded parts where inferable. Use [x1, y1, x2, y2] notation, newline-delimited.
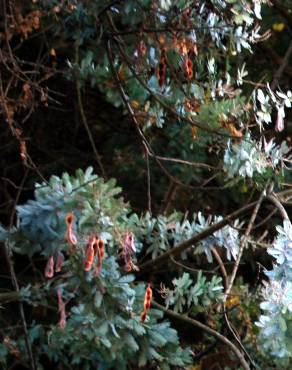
[177, 37, 188, 56]
[122, 232, 138, 272]
[140, 311, 147, 322]
[141, 284, 152, 322]
[98, 239, 105, 259]
[57, 288, 66, 329]
[94, 238, 105, 276]
[44, 256, 54, 278]
[93, 238, 99, 256]
[144, 285, 153, 311]
[191, 126, 198, 139]
[124, 232, 136, 253]
[65, 213, 74, 226]
[65, 213, 77, 247]
[65, 227, 77, 246]
[84, 236, 96, 271]
[184, 58, 193, 79]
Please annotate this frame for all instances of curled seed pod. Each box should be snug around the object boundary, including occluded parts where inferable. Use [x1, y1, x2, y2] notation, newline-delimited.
[65, 227, 77, 246]
[65, 213, 77, 247]
[98, 239, 105, 259]
[59, 310, 66, 330]
[65, 213, 74, 226]
[94, 238, 105, 276]
[185, 59, 192, 70]
[84, 236, 96, 271]
[57, 288, 66, 329]
[183, 58, 193, 79]
[84, 250, 94, 271]
[124, 232, 136, 253]
[44, 256, 54, 278]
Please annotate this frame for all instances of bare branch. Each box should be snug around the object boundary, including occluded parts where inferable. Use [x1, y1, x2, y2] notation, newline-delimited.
[267, 194, 290, 221]
[152, 300, 251, 370]
[138, 199, 260, 273]
[224, 189, 266, 300]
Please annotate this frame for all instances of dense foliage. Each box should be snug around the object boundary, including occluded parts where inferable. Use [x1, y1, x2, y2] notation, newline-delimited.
[1, 0, 292, 369]
[0, 168, 192, 369]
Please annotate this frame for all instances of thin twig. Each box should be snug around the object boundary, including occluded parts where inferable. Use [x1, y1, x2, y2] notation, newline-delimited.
[149, 154, 215, 170]
[159, 180, 177, 214]
[253, 208, 277, 229]
[224, 189, 266, 300]
[75, 46, 106, 179]
[109, 25, 234, 36]
[138, 199, 260, 273]
[4, 168, 37, 370]
[223, 310, 256, 369]
[0, 291, 20, 304]
[211, 247, 228, 289]
[271, 39, 292, 90]
[106, 13, 238, 139]
[170, 255, 215, 274]
[267, 194, 290, 220]
[145, 150, 152, 215]
[105, 38, 198, 190]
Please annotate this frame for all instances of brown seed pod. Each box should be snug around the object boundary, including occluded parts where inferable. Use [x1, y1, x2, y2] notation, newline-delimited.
[44, 255, 54, 278]
[143, 285, 152, 312]
[184, 58, 193, 79]
[140, 311, 147, 322]
[84, 236, 96, 271]
[65, 213, 74, 225]
[93, 238, 105, 276]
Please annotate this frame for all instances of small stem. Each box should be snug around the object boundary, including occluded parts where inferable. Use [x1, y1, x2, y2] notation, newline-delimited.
[211, 247, 228, 289]
[159, 181, 177, 215]
[267, 194, 290, 221]
[0, 291, 20, 304]
[170, 255, 214, 274]
[224, 190, 266, 300]
[4, 169, 36, 370]
[271, 39, 292, 90]
[75, 45, 106, 179]
[145, 150, 152, 215]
